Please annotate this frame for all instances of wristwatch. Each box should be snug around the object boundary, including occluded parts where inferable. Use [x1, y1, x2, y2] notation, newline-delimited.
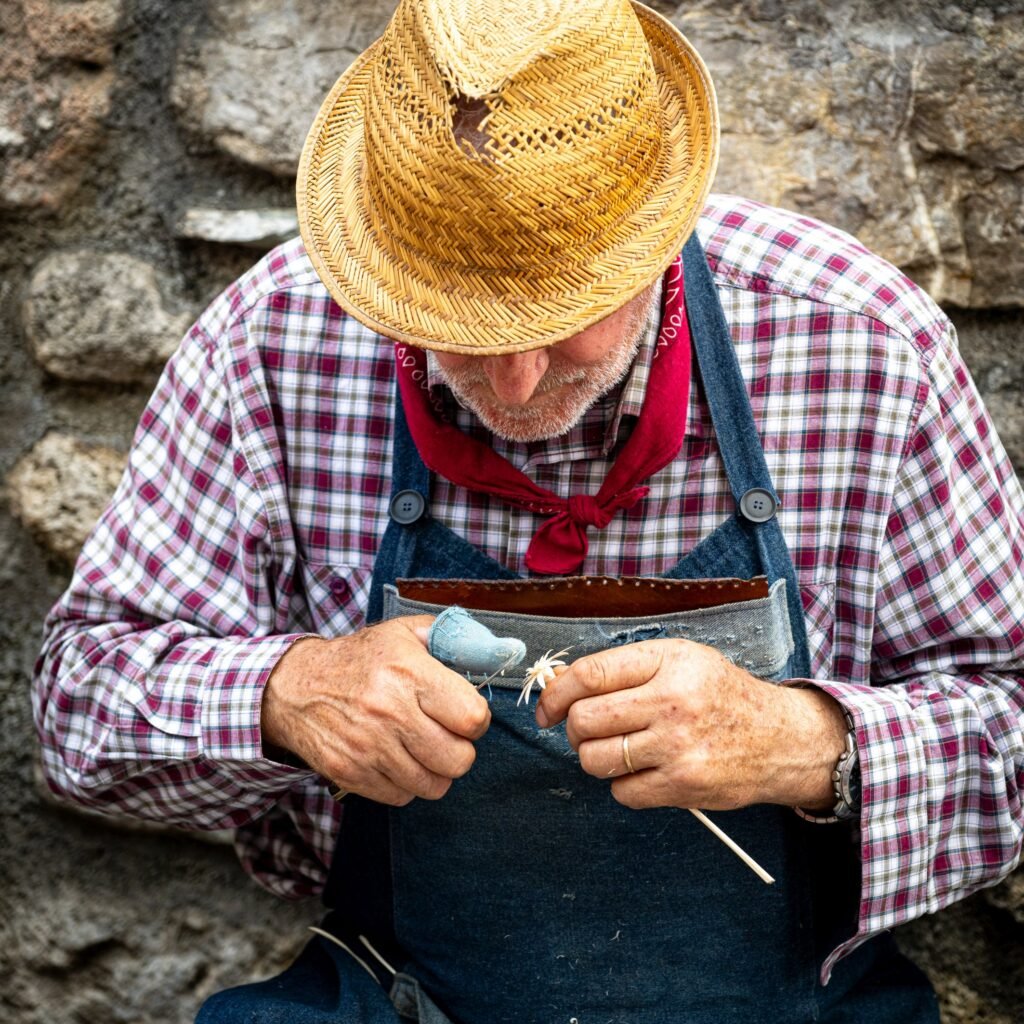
[793, 709, 861, 824]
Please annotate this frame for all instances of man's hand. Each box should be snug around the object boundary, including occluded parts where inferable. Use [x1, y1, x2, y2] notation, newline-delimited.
[261, 616, 491, 806]
[535, 639, 847, 812]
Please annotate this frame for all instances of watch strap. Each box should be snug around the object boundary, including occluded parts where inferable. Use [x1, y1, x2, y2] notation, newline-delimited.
[793, 709, 861, 825]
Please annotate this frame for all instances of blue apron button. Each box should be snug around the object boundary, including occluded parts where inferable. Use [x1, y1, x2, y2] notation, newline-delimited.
[389, 489, 426, 524]
[739, 487, 778, 523]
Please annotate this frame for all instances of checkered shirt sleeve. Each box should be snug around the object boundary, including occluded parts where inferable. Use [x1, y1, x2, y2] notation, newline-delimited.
[31, 311, 326, 890]
[811, 321, 1024, 980]
[31, 196, 1024, 970]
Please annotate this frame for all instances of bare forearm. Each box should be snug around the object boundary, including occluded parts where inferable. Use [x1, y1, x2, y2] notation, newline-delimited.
[766, 684, 848, 810]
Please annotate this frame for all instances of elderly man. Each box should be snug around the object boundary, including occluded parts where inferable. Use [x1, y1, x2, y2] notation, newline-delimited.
[33, 0, 1024, 1021]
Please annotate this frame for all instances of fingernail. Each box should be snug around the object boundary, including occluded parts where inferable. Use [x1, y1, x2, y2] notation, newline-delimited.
[536, 705, 550, 729]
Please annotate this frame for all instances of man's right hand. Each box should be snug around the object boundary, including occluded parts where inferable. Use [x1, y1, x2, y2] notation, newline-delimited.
[260, 615, 491, 806]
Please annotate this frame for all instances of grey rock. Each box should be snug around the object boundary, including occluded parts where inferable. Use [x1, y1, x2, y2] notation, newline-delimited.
[21, 0, 122, 64]
[170, 0, 388, 177]
[23, 250, 191, 384]
[54, 916, 119, 955]
[0, 1, 120, 210]
[176, 206, 299, 249]
[953, 307, 1024, 474]
[930, 976, 1018, 1024]
[985, 868, 1024, 926]
[2, 839, 316, 1024]
[6, 433, 125, 564]
[672, 3, 1024, 308]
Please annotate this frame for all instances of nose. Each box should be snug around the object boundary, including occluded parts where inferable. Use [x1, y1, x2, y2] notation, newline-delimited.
[483, 349, 551, 405]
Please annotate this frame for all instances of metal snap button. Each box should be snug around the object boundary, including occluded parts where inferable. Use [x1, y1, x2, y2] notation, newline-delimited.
[739, 487, 778, 523]
[389, 489, 426, 524]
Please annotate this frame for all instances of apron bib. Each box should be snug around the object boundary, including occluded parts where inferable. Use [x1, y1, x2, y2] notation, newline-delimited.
[197, 237, 937, 1024]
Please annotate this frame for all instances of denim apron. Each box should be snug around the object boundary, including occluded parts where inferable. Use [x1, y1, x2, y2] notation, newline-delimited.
[197, 237, 937, 1024]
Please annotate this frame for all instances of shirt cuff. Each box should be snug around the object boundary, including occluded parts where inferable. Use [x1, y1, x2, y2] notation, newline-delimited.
[199, 632, 318, 772]
[787, 677, 929, 983]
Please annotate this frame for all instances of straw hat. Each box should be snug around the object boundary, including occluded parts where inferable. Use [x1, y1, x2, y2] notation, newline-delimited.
[297, 0, 718, 355]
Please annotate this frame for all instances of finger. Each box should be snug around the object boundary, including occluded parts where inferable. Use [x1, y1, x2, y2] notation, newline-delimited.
[418, 668, 492, 740]
[348, 772, 418, 807]
[328, 719, 455, 803]
[379, 739, 454, 801]
[401, 717, 478, 780]
[537, 642, 663, 728]
[577, 728, 657, 780]
[395, 614, 437, 648]
[609, 770, 673, 810]
[564, 688, 652, 749]
[327, 757, 419, 807]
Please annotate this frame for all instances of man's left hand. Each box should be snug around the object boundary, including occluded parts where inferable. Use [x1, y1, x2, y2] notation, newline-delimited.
[535, 639, 848, 812]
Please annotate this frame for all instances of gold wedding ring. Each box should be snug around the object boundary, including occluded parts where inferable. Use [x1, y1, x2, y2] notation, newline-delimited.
[621, 734, 636, 774]
[329, 786, 349, 802]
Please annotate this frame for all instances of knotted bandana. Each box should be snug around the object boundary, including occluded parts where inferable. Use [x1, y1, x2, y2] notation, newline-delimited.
[394, 256, 690, 574]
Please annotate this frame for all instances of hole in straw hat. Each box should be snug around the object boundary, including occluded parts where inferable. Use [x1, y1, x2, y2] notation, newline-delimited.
[450, 93, 494, 159]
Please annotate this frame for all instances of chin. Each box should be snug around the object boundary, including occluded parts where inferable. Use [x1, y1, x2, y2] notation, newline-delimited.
[471, 396, 593, 443]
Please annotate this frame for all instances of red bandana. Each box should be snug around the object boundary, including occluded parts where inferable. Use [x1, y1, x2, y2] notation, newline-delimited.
[394, 256, 690, 574]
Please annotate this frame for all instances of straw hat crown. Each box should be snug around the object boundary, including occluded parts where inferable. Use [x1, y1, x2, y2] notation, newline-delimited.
[298, 0, 718, 353]
[424, 0, 582, 95]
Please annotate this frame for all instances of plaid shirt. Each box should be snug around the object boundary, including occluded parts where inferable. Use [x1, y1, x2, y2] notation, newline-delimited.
[34, 194, 1024, 983]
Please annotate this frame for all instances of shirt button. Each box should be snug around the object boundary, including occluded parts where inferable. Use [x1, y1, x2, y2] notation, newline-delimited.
[389, 489, 426, 524]
[739, 487, 778, 523]
[330, 576, 350, 599]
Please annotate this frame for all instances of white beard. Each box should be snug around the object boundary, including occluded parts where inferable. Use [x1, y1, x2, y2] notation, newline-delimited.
[435, 292, 659, 443]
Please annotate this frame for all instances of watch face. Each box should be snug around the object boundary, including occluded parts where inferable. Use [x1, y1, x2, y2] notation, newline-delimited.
[843, 754, 862, 811]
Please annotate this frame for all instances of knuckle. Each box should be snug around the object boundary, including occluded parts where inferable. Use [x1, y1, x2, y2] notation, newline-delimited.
[566, 703, 586, 736]
[406, 762, 447, 800]
[668, 750, 704, 793]
[451, 743, 477, 777]
[423, 776, 453, 800]
[321, 753, 350, 784]
[462, 700, 491, 736]
[364, 689, 397, 720]
[577, 741, 601, 775]
[610, 780, 644, 809]
[373, 782, 414, 807]
[577, 658, 609, 694]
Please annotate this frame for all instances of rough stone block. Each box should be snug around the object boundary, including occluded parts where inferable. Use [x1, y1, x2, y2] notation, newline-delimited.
[175, 206, 299, 248]
[6, 434, 125, 564]
[0, 1, 119, 210]
[672, 3, 1024, 308]
[23, 250, 191, 384]
[170, 0, 388, 177]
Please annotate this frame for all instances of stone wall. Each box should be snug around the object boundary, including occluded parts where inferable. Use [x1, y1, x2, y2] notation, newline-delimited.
[1, 2, 1022, 1021]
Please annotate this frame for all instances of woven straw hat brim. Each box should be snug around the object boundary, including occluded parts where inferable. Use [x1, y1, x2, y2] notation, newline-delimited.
[297, 1, 718, 355]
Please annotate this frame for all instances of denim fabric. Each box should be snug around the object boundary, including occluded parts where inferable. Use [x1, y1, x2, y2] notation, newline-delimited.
[195, 932, 451, 1024]
[200, 235, 937, 1024]
[426, 606, 527, 676]
[395, 578, 795, 684]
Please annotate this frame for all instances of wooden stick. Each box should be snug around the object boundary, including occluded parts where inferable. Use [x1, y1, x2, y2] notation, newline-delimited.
[689, 808, 775, 885]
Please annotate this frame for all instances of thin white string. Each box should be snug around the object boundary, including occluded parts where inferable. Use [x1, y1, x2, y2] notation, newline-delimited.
[359, 934, 398, 976]
[307, 926, 378, 982]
